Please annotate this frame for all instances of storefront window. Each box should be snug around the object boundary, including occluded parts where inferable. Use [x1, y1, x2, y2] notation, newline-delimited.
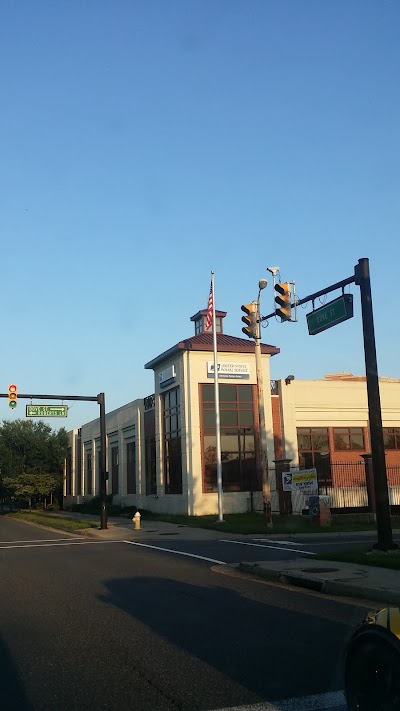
[86, 451, 92, 495]
[383, 428, 400, 450]
[144, 409, 156, 495]
[126, 441, 136, 494]
[163, 388, 182, 494]
[297, 428, 331, 484]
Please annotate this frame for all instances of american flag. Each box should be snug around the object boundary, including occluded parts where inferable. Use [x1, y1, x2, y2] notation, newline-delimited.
[205, 280, 213, 330]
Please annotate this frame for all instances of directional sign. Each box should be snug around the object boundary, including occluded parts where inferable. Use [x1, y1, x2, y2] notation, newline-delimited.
[307, 294, 353, 335]
[26, 405, 68, 418]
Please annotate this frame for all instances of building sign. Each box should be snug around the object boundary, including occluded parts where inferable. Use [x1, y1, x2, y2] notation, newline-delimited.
[282, 471, 293, 492]
[207, 362, 250, 379]
[159, 365, 176, 388]
[282, 468, 318, 494]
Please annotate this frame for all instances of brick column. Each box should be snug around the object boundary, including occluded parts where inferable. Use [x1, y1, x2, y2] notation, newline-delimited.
[274, 458, 293, 515]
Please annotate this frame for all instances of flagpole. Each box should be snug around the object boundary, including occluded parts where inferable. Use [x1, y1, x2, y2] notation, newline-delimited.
[211, 271, 224, 522]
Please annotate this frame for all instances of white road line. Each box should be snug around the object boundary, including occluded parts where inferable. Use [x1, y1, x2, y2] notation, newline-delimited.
[0, 541, 123, 549]
[124, 540, 227, 564]
[211, 689, 346, 710]
[253, 539, 306, 546]
[219, 540, 315, 556]
[0, 537, 85, 544]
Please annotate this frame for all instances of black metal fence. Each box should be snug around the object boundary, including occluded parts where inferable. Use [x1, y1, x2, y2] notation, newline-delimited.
[272, 461, 400, 514]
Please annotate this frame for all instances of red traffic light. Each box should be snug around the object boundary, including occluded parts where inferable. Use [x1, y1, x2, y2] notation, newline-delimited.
[9, 384, 17, 393]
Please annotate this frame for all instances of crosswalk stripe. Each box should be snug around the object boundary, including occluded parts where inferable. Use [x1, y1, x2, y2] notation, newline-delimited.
[210, 689, 346, 710]
[219, 540, 315, 556]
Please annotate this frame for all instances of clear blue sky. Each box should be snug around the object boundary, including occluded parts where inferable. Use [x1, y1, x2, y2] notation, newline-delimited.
[1, 0, 399, 430]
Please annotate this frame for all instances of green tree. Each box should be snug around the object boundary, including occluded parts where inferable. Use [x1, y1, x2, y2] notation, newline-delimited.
[0, 420, 68, 509]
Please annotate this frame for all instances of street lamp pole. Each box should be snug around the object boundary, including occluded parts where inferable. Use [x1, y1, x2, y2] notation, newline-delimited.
[255, 281, 273, 528]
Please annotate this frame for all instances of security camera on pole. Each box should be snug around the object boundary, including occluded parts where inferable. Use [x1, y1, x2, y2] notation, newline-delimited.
[241, 279, 272, 528]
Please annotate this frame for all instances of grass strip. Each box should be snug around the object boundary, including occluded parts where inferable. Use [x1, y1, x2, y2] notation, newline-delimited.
[315, 548, 400, 570]
[8, 512, 96, 531]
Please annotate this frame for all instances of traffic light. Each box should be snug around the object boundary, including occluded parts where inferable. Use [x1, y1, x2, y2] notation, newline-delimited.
[241, 302, 258, 339]
[8, 384, 17, 409]
[274, 282, 292, 321]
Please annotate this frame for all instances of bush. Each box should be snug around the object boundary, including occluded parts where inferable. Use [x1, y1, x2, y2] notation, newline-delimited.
[46, 502, 60, 512]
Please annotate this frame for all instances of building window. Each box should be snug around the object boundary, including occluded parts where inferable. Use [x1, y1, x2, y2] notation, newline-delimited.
[126, 441, 136, 494]
[333, 427, 365, 451]
[163, 388, 182, 494]
[76, 432, 82, 496]
[199, 316, 222, 333]
[297, 428, 331, 481]
[145, 437, 156, 495]
[144, 408, 156, 495]
[111, 446, 119, 495]
[201, 384, 258, 493]
[65, 448, 72, 496]
[86, 452, 93, 496]
[383, 428, 400, 450]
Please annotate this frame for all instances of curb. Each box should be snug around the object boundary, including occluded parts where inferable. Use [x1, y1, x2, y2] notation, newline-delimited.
[237, 562, 400, 606]
[252, 530, 400, 541]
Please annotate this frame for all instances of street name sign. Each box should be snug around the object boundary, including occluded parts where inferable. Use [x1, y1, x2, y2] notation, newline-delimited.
[26, 405, 68, 418]
[306, 294, 353, 335]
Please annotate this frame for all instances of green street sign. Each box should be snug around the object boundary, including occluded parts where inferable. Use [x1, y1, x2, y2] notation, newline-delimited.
[307, 294, 354, 335]
[26, 405, 68, 418]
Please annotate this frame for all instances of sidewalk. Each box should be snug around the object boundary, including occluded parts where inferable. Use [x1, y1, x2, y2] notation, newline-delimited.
[49, 511, 235, 541]
[238, 558, 400, 606]
[51, 511, 400, 541]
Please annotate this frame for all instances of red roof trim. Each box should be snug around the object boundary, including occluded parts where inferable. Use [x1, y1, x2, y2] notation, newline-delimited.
[144, 333, 280, 369]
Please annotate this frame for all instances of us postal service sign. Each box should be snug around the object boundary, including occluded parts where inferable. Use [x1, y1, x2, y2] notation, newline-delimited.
[207, 362, 250, 379]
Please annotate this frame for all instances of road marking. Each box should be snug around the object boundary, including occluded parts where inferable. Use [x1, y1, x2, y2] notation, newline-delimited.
[0, 541, 123, 549]
[0, 537, 85, 544]
[124, 540, 227, 564]
[219, 540, 315, 556]
[253, 539, 307, 546]
[211, 689, 346, 710]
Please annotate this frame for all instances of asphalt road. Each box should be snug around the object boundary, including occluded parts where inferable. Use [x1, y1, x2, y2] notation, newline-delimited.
[116, 527, 400, 565]
[0, 517, 379, 711]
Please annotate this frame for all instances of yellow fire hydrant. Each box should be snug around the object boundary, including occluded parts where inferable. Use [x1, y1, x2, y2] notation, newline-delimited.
[132, 511, 141, 530]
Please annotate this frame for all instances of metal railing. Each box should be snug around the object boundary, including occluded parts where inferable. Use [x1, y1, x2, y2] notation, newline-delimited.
[270, 461, 400, 514]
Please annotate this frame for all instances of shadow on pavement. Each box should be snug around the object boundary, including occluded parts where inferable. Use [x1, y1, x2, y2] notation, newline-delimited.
[98, 575, 355, 701]
[0, 634, 33, 710]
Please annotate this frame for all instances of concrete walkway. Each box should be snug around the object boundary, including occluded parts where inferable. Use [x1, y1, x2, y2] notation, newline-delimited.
[238, 557, 400, 606]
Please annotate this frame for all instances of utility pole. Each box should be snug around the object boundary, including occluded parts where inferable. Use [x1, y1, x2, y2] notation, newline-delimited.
[260, 257, 397, 551]
[255, 289, 273, 528]
[355, 258, 396, 550]
[98, 392, 108, 530]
